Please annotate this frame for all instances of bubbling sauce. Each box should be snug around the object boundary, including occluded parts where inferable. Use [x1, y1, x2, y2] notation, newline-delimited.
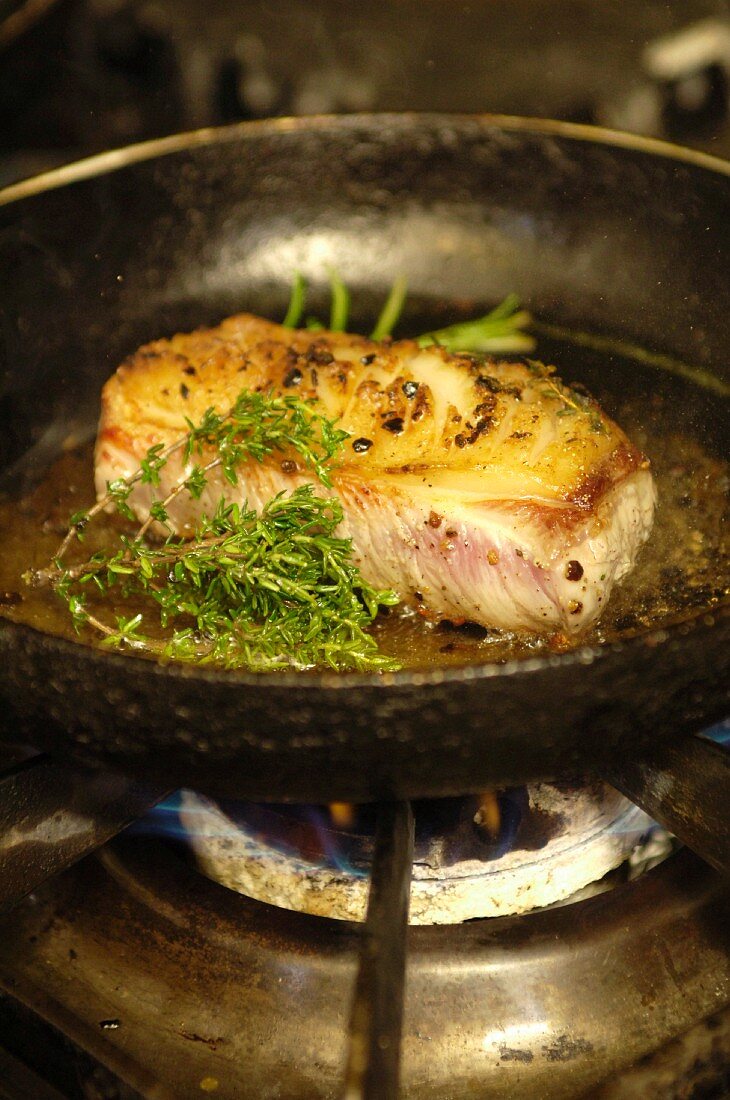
[0, 335, 727, 670]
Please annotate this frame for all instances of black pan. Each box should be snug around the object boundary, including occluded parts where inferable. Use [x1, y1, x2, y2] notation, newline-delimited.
[0, 114, 727, 804]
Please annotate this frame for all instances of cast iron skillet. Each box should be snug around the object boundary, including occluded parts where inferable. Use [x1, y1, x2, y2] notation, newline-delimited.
[0, 114, 727, 803]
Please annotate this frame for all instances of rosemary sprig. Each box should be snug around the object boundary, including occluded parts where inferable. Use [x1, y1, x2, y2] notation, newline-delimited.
[417, 293, 535, 354]
[281, 274, 533, 351]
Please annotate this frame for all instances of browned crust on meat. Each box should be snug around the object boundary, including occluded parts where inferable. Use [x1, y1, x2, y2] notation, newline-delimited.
[99, 312, 651, 510]
[566, 442, 648, 510]
[96, 421, 136, 456]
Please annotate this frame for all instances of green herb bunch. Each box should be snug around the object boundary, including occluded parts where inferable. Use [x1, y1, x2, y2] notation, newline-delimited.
[32, 391, 400, 672]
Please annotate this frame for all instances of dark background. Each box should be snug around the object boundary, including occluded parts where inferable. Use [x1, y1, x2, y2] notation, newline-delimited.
[2, 0, 730, 186]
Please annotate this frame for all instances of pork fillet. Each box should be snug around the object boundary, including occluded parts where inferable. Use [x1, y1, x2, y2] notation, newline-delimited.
[95, 314, 656, 635]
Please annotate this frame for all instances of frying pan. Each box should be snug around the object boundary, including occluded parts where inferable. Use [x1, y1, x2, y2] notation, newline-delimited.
[0, 114, 727, 806]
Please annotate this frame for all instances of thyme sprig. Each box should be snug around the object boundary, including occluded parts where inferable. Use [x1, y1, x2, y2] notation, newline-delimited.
[47, 390, 348, 570]
[58, 489, 400, 671]
[525, 359, 606, 433]
[32, 391, 399, 672]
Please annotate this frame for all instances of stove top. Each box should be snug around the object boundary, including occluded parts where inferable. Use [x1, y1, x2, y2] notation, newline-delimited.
[0, 837, 727, 1098]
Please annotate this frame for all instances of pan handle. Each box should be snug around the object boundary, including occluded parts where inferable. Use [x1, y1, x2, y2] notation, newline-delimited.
[0, 754, 168, 914]
[599, 733, 729, 876]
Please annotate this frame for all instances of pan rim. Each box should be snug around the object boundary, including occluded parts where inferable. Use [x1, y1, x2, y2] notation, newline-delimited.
[2, 111, 730, 210]
[0, 111, 727, 691]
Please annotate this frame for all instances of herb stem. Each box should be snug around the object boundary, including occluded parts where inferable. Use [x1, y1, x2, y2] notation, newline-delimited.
[282, 272, 307, 329]
[53, 435, 190, 562]
[133, 455, 220, 543]
[371, 275, 408, 340]
[328, 269, 350, 332]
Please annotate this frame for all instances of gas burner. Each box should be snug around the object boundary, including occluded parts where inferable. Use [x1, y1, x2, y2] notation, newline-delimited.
[176, 784, 668, 923]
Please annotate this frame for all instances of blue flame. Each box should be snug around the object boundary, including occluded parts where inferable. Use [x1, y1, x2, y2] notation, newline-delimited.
[126, 792, 369, 878]
[300, 805, 369, 879]
[492, 789, 527, 859]
[126, 791, 187, 838]
[700, 720, 730, 747]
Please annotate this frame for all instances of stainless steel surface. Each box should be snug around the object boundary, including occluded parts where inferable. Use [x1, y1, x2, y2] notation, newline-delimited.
[0, 755, 167, 913]
[0, 839, 726, 1098]
[591, 1004, 730, 1098]
[601, 734, 730, 875]
[344, 801, 414, 1100]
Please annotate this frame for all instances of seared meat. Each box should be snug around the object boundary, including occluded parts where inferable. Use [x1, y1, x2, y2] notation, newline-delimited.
[95, 314, 655, 634]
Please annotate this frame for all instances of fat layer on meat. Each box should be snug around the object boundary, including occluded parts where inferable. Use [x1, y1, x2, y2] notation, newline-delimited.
[95, 313, 656, 634]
